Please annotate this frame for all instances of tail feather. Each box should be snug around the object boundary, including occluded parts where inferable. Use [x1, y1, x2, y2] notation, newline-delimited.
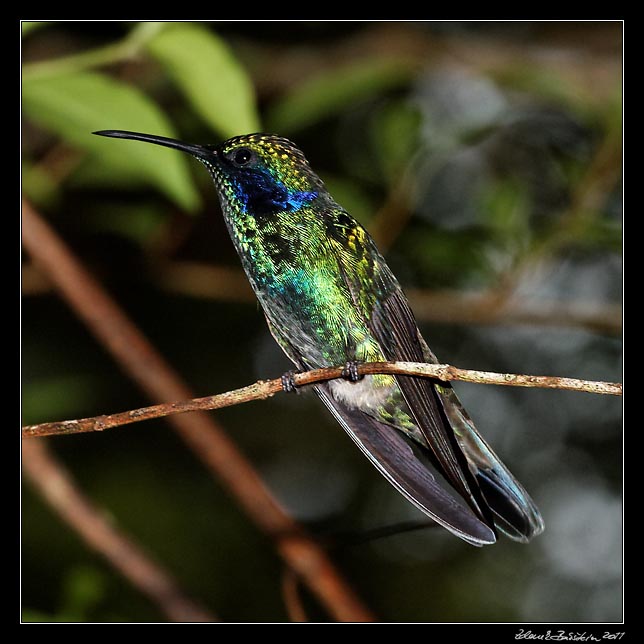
[435, 384, 544, 542]
[315, 383, 497, 546]
[476, 469, 543, 543]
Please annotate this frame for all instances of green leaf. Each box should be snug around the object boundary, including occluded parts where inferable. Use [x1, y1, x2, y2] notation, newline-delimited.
[22, 71, 201, 211]
[266, 58, 416, 134]
[21, 21, 49, 37]
[146, 23, 260, 137]
[22, 160, 61, 208]
[370, 100, 422, 184]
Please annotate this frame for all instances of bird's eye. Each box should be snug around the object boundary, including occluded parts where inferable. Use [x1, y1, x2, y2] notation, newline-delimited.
[230, 147, 254, 167]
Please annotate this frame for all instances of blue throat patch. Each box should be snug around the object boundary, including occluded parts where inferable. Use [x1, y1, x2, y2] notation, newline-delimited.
[235, 170, 317, 215]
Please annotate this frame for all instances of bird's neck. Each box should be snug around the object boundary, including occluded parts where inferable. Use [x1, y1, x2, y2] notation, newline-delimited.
[223, 204, 326, 292]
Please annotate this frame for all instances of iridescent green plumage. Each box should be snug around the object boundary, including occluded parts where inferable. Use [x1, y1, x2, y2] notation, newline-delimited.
[204, 136, 392, 369]
[206, 136, 416, 434]
[95, 129, 544, 546]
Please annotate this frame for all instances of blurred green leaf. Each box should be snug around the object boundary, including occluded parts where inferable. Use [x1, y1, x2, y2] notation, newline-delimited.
[146, 23, 260, 137]
[495, 64, 614, 120]
[82, 201, 169, 246]
[370, 100, 422, 184]
[22, 161, 61, 208]
[21, 21, 49, 37]
[481, 178, 531, 247]
[22, 566, 106, 622]
[266, 58, 416, 133]
[60, 566, 106, 619]
[70, 156, 158, 189]
[321, 173, 376, 225]
[22, 71, 201, 212]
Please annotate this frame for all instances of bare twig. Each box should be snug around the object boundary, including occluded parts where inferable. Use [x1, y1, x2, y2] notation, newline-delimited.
[21, 198, 375, 623]
[22, 361, 622, 439]
[22, 440, 217, 622]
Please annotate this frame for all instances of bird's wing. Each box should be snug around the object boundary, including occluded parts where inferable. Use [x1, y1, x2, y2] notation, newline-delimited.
[315, 383, 496, 545]
[325, 211, 494, 530]
[325, 210, 543, 542]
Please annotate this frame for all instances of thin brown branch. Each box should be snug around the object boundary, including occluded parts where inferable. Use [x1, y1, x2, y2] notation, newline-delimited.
[407, 288, 621, 335]
[366, 178, 413, 254]
[22, 440, 216, 622]
[157, 262, 255, 302]
[151, 261, 622, 335]
[21, 198, 375, 623]
[22, 378, 282, 438]
[281, 568, 309, 622]
[22, 361, 621, 439]
[21, 261, 51, 295]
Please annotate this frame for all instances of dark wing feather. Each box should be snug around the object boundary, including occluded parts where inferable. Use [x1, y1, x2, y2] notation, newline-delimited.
[433, 384, 545, 542]
[367, 255, 542, 542]
[370, 283, 493, 524]
[315, 383, 496, 546]
[331, 225, 494, 528]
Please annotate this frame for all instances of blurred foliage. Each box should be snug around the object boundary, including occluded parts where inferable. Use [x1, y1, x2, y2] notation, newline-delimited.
[22, 21, 622, 623]
[145, 23, 260, 137]
[22, 566, 107, 622]
[23, 70, 201, 211]
[265, 58, 416, 134]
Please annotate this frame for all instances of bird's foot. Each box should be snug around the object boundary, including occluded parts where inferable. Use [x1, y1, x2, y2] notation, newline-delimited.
[341, 360, 363, 383]
[281, 370, 301, 393]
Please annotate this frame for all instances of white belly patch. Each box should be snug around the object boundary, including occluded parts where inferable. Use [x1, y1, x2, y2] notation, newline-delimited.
[328, 375, 394, 412]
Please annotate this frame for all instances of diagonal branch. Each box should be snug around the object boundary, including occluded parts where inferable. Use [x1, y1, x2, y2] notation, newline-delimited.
[21, 198, 375, 623]
[22, 362, 622, 439]
[22, 440, 217, 622]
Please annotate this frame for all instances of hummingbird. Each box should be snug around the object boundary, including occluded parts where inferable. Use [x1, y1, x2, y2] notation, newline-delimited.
[94, 129, 544, 546]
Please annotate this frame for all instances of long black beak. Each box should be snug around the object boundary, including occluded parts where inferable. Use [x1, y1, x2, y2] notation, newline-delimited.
[93, 130, 214, 161]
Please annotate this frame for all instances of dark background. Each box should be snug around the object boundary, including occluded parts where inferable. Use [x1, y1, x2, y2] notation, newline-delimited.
[22, 21, 622, 622]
